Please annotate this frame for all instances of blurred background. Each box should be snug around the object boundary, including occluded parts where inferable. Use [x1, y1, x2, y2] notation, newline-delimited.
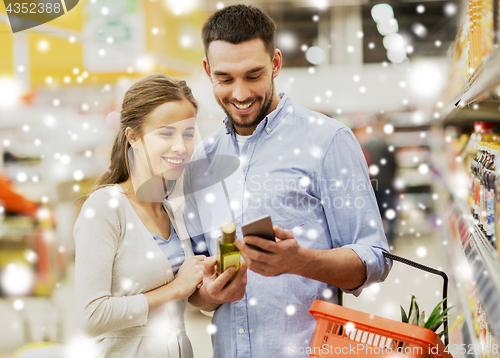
[1, 0, 500, 357]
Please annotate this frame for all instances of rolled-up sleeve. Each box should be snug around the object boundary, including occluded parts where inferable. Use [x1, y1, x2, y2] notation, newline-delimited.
[73, 191, 149, 338]
[318, 127, 392, 296]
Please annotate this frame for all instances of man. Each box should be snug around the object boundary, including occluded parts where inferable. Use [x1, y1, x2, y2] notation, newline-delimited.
[186, 5, 391, 357]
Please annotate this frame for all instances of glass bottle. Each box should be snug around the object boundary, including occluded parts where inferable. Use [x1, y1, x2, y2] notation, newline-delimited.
[481, 144, 493, 231]
[488, 144, 499, 248]
[216, 221, 241, 280]
[468, 122, 494, 213]
[486, 144, 497, 245]
[474, 143, 488, 219]
[471, 146, 481, 216]
[494, 144, 500, 253]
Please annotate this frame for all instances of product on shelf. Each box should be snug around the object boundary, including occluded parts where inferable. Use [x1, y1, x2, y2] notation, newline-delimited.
[468, 0, 495, 71]
[466, 121, 500, 248]
[495, 142, 500, 254]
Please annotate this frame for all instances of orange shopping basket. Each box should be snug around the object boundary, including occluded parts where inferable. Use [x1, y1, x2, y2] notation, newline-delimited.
[308, 252, 453, 358]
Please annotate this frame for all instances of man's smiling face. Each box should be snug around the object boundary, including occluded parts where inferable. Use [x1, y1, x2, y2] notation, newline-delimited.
[203, 38, 281, 135]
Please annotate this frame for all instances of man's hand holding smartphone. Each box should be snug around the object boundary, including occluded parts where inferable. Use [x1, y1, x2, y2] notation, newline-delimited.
[236, 216, 302, 277]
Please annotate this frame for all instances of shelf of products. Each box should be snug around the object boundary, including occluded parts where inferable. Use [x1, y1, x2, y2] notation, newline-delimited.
[441, 0, 500, 122]
[434, 0, 500, 350]
[439, 167, 500, 337]
[432, 125, 500, 355]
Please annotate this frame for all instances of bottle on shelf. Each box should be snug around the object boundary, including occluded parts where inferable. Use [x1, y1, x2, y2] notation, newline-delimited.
[480, 143, 494, 231]
[466, 122, 495, 211]
[495, 143, 500, 253]
[487, 144, 499, 247]
[472, 142, 488, 219]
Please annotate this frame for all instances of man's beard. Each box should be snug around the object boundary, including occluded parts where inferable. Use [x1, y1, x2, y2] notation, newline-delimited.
[218, 80, 275, 131]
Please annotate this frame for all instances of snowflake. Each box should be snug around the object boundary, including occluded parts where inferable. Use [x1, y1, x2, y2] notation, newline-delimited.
[292, 226, 303, 236]
[73, 170, 84, 181]
[121, 279, 133, 290]
[13, 299, 24, 311]
[306, 229, 318, 240]
[230, 200, 240, 211]
[418, 164, 429, 174]
[108, 198, 119, 208]
[416, 246, 427, 257]
[322, 288, 333, 299]
[196, 242, 207, 252]
[299, 177, 311, 187]
[383, 124, 393, 134]
[84, 208, 95, 219]
[207, 324, 217, 335]
[285, 305, 296, 316]
[205, 193, 216, 204]
[369, 165, 379, 176]
[345, 322, 355, 333]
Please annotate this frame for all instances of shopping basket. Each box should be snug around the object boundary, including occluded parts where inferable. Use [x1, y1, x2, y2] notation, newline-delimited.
[308, 252, 453, 358]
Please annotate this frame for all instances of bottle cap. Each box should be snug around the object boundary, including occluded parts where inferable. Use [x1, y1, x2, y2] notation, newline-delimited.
[221, 221, 236, 244]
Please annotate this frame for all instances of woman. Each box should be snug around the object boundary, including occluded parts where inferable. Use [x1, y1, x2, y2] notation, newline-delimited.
[74, 73, 204, 358]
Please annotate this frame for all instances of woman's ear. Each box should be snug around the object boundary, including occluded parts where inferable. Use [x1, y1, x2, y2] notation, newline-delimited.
[125, 127, 140, 148]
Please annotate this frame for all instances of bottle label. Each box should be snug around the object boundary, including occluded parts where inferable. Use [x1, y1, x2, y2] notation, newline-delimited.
[223, 253, 241, 271]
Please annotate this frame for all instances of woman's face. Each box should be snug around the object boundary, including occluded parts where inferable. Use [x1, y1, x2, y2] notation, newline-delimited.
[130, 99, 197, 182]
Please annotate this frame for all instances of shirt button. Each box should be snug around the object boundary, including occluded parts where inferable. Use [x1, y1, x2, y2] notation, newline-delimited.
[266, 127, 271, 133]
[239, 328, 245, 334]
[236, 218, 241, 224]
[237, 179, 243, 185]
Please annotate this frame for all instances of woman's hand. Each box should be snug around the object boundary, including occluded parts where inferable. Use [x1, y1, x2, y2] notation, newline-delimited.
[172, 255, 205, 299]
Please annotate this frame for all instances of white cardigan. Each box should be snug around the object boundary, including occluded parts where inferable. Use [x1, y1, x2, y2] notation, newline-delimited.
[74, 185, 194, 358]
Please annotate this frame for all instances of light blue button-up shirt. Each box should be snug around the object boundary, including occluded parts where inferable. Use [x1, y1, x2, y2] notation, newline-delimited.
[184, 94, 391, 358]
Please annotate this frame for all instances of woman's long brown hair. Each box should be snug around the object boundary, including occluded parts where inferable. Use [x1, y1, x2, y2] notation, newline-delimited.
[93, 73, 198, 191]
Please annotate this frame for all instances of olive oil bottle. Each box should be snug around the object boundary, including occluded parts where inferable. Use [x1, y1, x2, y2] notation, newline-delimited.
[217, 221, 241, 280]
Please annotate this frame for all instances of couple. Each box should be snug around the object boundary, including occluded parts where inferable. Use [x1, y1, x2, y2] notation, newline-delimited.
[74, 5, 391, 358]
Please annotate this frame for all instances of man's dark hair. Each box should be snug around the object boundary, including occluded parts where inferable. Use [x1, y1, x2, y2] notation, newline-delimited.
[202, 5, 277, 58]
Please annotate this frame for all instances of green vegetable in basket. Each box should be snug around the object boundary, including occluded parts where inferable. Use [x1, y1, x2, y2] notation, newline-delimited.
[400, 295, 453, 337]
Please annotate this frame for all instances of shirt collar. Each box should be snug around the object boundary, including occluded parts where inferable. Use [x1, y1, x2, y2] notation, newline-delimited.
[223, 93, 291, 135]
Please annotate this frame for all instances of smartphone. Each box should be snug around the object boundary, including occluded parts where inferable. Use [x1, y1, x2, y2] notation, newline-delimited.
[242, 215, 275, 251]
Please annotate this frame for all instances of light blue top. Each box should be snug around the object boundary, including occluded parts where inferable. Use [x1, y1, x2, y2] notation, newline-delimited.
[151, 223, 185, 276]
[184, 94, 392, 358]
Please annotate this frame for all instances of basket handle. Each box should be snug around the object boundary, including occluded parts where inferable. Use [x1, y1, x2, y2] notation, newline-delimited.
[337, 251, 449, 346]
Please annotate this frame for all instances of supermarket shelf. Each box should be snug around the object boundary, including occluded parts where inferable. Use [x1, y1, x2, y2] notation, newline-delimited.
[443, 100, 500, 125]
[459, 50, 500, 107]
[439, 171, 500, 338]
[442, 49, 500, 122]
[443, 216, 481, 358]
